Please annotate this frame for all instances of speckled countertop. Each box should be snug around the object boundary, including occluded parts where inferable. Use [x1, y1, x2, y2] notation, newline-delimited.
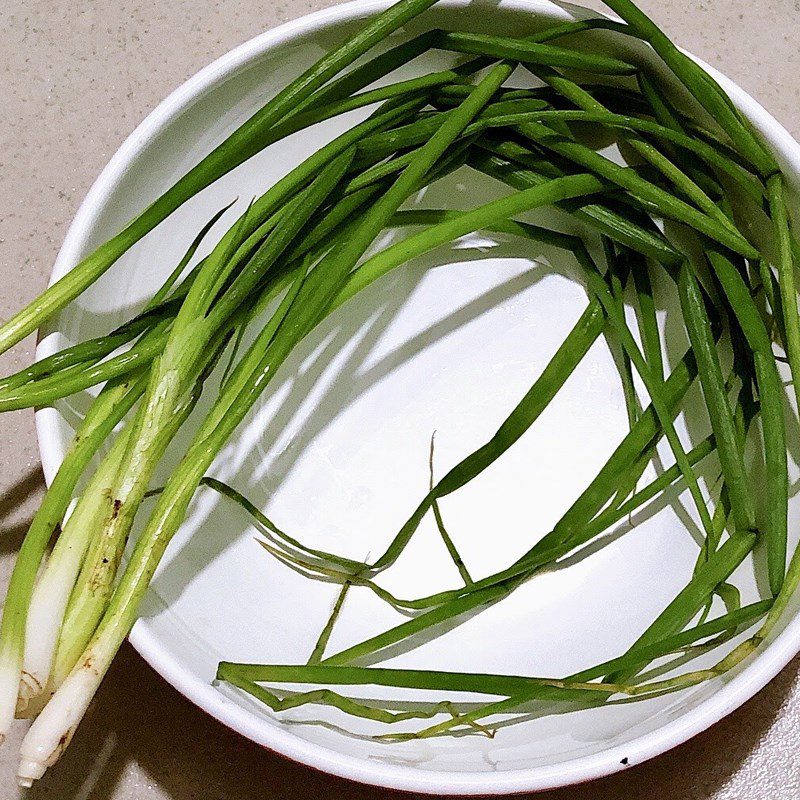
[0, 1, 798, 797]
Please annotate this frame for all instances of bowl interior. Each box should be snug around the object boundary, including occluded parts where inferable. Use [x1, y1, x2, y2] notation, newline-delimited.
[36, 0, 800, 792]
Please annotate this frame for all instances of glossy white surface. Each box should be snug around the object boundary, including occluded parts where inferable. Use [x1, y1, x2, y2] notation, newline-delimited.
[33, 0, 800, 794]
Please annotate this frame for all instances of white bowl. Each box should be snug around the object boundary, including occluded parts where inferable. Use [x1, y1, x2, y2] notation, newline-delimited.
[34, 0, 800, 794]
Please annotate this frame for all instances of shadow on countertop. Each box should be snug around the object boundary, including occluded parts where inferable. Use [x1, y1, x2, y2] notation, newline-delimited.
[24, 643, 799, 800]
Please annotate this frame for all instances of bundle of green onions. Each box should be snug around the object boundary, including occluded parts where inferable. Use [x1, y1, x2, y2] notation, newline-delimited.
[1, 0, 799, 785]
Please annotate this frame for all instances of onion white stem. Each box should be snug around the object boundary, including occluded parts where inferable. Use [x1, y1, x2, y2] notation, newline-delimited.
[0, 373, 146, 744]
[20, 425, 134, 708]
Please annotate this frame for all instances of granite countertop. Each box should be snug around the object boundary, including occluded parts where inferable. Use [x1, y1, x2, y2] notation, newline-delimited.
[0, 1, 798, 797]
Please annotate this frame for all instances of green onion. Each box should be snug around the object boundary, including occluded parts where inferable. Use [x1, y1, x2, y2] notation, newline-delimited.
[1, 0, 797, 778]
[16, 62, 522, 782]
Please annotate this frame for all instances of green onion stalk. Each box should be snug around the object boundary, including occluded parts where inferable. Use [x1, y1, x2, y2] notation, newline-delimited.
[11, 62, 476, 756]
[15, 57, 526, 785]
